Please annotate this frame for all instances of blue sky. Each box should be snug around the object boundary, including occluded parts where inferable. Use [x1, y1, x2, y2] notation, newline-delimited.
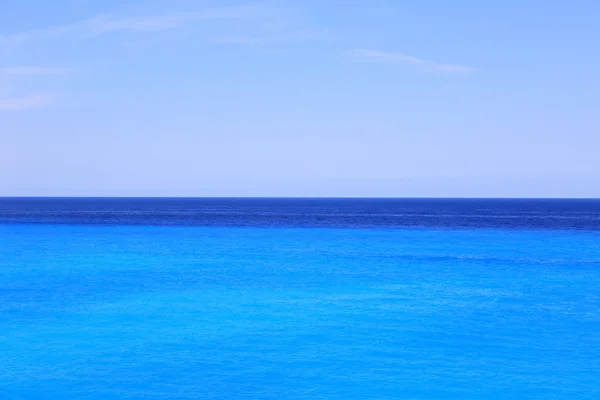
[1, 0, 599, 197]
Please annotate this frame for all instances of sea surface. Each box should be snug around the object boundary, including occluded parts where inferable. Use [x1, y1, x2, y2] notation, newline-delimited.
[1, 198, 600, 399]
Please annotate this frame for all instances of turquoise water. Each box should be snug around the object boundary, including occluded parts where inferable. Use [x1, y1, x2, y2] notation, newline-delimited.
[1, 199, 600, 399]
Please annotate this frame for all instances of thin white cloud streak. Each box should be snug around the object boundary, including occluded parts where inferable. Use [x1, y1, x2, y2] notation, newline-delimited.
[213, 28, 332, 47]
[0, 3, 268, 47]
[0, 67, 70, 75]
[354, 49, 476, 73]
[0, 93, 55, 111]
[214, 36, 261, 46]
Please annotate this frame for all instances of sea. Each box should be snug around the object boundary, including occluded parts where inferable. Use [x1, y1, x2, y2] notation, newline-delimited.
[1, 198, 599, 399]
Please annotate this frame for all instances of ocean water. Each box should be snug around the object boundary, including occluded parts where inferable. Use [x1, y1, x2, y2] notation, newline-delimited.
[1, 198, 599, 399]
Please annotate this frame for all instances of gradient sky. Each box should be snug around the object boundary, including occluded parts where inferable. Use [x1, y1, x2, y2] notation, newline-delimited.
[1, 0, 599, 197]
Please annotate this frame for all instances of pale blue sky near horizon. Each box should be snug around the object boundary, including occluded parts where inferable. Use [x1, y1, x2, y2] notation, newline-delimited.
[1, 0, 599, 197]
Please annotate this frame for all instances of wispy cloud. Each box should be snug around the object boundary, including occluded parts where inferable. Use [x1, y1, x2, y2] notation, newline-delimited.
[214, 36, 262, 46]
[0, 67, 70, 75]
[0, 3, 268, 47]
[0, 68, 68, 111]
[213, 28, 332, 47]
[0, 93, 55, 111]
[353, 49, 475, 73]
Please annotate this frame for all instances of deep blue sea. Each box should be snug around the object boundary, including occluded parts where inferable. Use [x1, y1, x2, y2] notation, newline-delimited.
[1, 198, 600, 399]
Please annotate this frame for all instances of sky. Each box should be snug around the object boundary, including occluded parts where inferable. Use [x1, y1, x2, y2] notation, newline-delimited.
[1, 0, 599, 197]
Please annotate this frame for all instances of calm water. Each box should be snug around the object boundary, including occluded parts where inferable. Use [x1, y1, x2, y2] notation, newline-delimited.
[1, 198, 600, 399]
